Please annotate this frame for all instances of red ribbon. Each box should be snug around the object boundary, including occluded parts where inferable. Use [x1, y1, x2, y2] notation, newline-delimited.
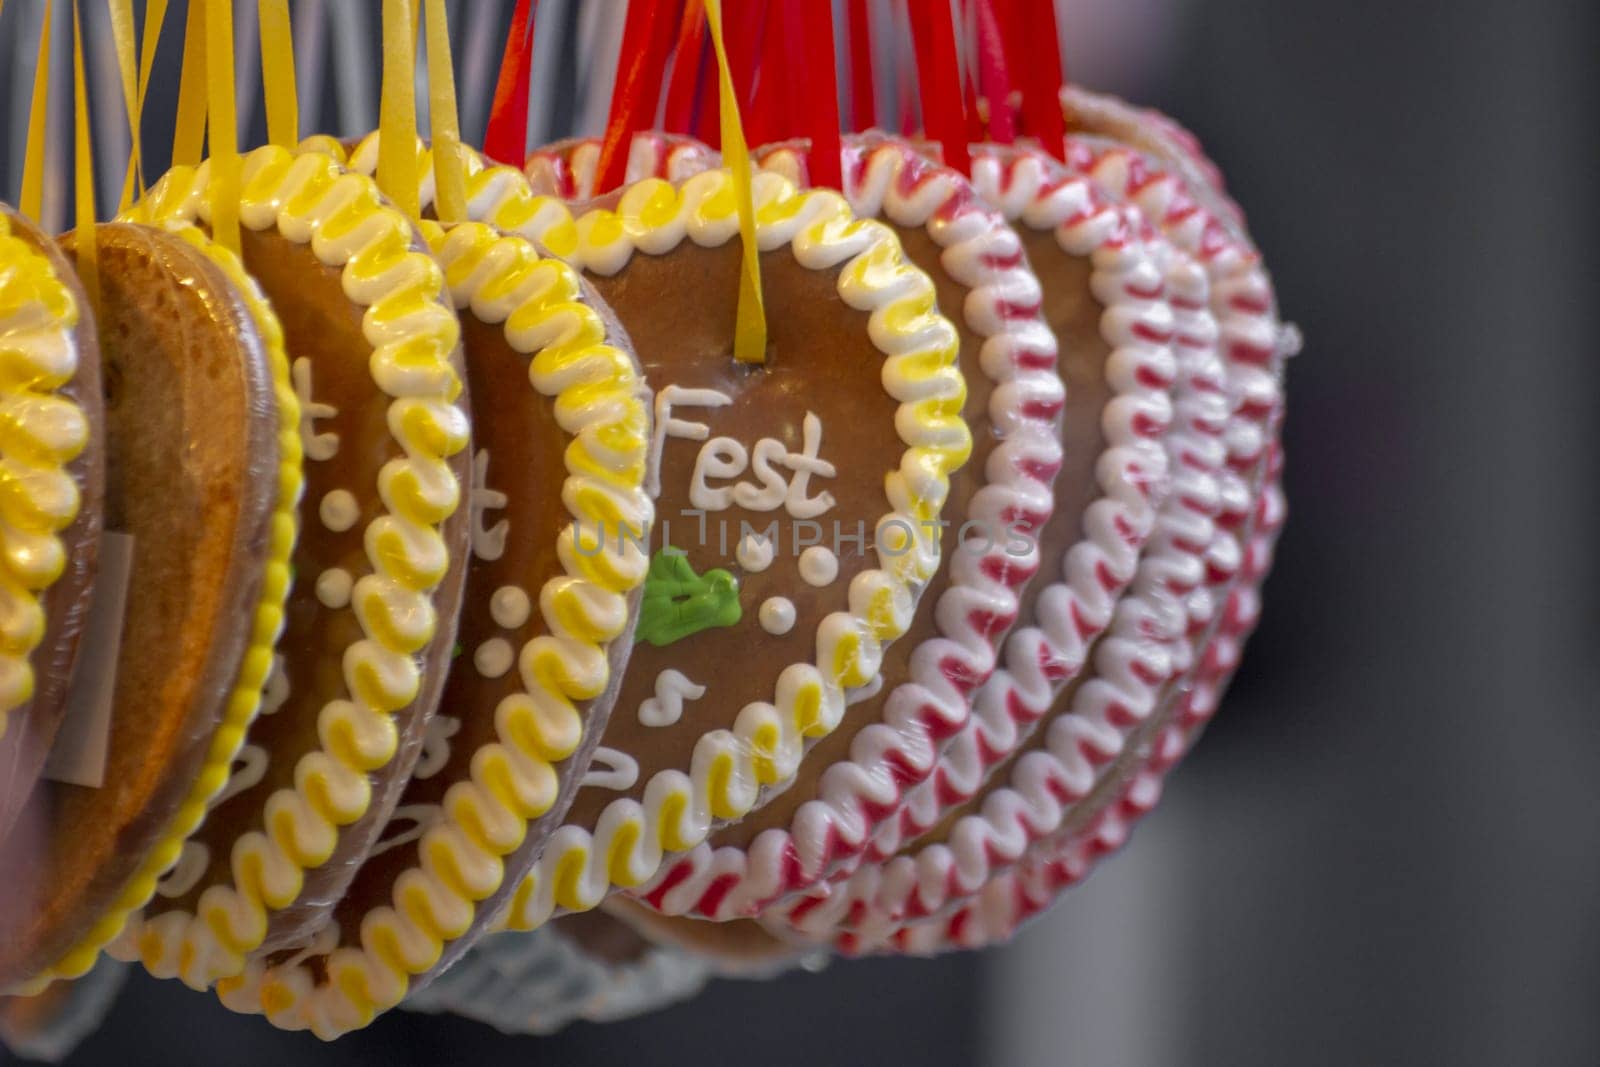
[482, 0, 536, 165]
[1004, 0, 1065, 158]
[971, 0, 1015, 144]
[596, 0, 680, 194]
[846, 0, 875, 130]
[663, 0, 707, 135]
[906, 0, 968, 172]
[787, 2, 841, 188]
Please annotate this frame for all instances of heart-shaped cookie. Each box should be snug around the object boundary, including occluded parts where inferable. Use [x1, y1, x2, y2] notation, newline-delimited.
[632, 133, 1065, 920]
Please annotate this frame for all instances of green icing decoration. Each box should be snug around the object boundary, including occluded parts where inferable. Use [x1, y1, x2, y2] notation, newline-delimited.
[637, 549, 742, 647]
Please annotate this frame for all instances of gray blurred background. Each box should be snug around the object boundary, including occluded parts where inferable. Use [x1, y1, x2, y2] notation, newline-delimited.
[2, 0, 1596, 1063]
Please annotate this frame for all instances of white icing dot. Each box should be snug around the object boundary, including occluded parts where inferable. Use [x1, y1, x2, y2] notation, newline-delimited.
[798, 546, 838, 587]
[736, 533, 775, 573]
[490, 585, 532, 630]
[319, 489, 360, 533]
[759, 597, 796, 636]
[475, 637, 514, 678]
[315, 568, 353, 609]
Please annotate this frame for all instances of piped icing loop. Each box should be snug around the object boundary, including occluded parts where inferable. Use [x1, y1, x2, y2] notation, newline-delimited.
[857, 128, 1290, 954]
[632, 134, 1067, 921]
[29, 221, 305, 989]
[109, 145, 467, 991]
[525, 134, 721, 202]
[489, 162, 969, 935]
[0, 215, 88, 726]
[208, 219, 652, 1039]
[886, 450, 1285, 955]
[766, 142, 1186, 941]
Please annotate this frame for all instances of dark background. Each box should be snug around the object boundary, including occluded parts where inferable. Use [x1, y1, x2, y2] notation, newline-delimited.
[2, 0, 1597, 1063]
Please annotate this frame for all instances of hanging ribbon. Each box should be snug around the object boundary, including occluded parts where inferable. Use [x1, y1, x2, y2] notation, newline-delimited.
[704, 0, 765, 366]
[970, 0, 1015, 144]
[661, 0, 706, 136]
[846, 0, 876, 131]
[482, 0, 535, 165]
[796, 2, 842, 189]
[106, 0, 140, 205]
[171, 0, 208, 169]
[20, 0, 53, 223]
[259, 0, 300, 148]
[71, 1, 97, 308]
[1000, 0, 1064, 158]
[377, 0, 421, 219]
[748, 1, 789, 147]
[116, 0, 169, 210]
[594, 0, 677, 195]
[906, 0, 969, 172]
[424, 0, 467, 222]
[205, 0, 241, 256]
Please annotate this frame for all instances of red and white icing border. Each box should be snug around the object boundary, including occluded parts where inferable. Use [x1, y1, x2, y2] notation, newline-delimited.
[768, 143, 1192, 939]
[776, 131, 1293, 945]
[1060, 86, 1247, 238]
[883, 450, 1285, 954]
[630, 134, 1066, 920]
[524, 133, 720, 201]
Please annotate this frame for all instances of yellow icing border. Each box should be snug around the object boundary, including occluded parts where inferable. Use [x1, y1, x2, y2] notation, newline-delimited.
[0, 213, 89, 732]
[494, 167, 971, 933]
[108, 147, 468, 991]
[15, 221, 304, 992]
[338, 133, 582, 262]
[217, 220, 653, 1038]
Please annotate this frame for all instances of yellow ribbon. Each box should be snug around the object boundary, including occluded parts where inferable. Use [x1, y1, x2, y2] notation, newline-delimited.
[172, 0, 208, 168]
[114, 0, 170, 210]
[20, 0, 53, 223]
[423, 0, 466, 223]
[205, 0, 241, 256]
[71, 1, 97, 309]
[259, 0, 300, 148]
[705, 0, 767, 365]
[106, 0, 139, 210]
[378, 0, 421, 220]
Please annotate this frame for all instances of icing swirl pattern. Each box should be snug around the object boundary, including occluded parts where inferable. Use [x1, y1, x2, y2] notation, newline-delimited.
[0, 214, 89, 729]
[770, 144, 1183, 940]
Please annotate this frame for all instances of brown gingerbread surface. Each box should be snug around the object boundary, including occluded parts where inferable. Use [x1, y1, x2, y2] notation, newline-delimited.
[0, 208, 105, 842]
[562, 240, 900, 833]
[142, 227, 472, 954]
[0, 223, 280, 985]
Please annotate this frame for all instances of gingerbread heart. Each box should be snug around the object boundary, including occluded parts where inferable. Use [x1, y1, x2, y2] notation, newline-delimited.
[215, 218, 653, 1038]
[629, 133, 1065, 921]
[878, 124, 1293, 954]
[490, 164, 971, 933]
[769, 143, 1191, 944]
[1, 221, 299, 991]
[108, 148, 472, 989]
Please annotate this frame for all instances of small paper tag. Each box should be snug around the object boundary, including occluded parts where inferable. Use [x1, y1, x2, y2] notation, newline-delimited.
[43, 532, 135, 789]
